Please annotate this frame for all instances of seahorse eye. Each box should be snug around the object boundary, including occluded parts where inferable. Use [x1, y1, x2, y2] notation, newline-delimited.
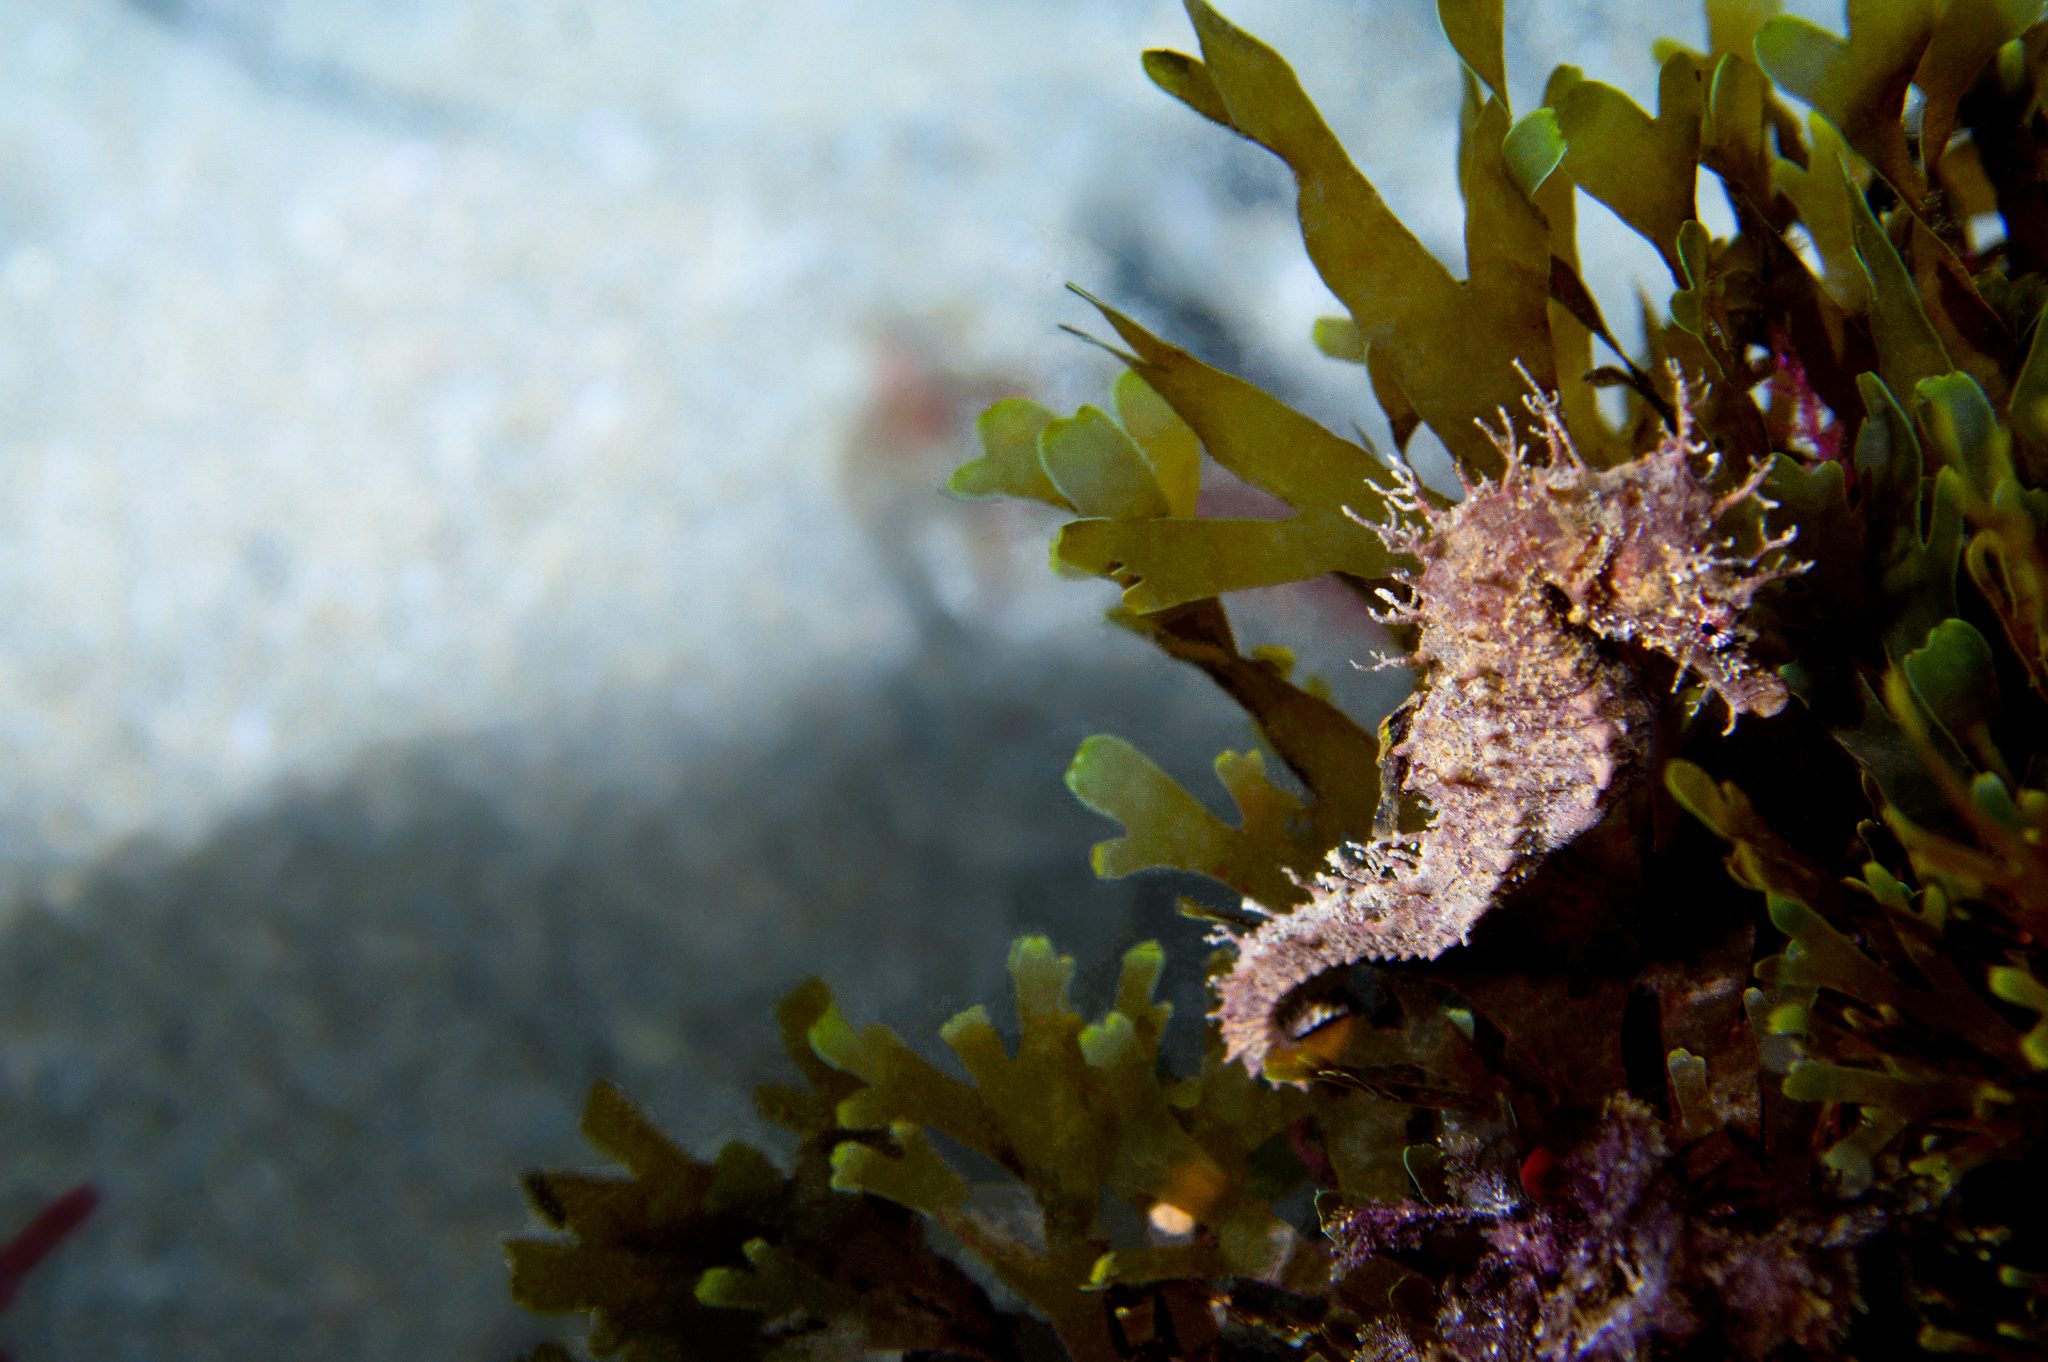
[1698, 610, 1737, 651]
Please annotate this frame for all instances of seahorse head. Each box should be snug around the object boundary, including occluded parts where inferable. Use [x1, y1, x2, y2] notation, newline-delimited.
[1566, 435, 1802, 724]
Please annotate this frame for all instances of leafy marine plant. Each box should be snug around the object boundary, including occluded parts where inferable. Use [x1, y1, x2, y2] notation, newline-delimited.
[506, 1, 2048, 1357]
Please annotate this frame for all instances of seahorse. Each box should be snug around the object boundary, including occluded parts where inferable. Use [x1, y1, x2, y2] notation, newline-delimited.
[1215, 382, 1803, 1074]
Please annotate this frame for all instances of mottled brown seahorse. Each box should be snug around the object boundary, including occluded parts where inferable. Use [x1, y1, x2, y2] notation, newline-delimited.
[1216, 382, 1802, 1074]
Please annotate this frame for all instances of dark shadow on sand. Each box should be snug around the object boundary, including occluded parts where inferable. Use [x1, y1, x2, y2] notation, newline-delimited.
[0, 624, 1250, 1361]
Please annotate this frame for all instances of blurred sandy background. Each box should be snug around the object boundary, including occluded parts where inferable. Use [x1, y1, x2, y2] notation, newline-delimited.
[0, 2, 1826, 1357]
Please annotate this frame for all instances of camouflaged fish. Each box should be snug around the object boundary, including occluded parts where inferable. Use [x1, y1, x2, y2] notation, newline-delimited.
[1216, 381, 1803, 1074]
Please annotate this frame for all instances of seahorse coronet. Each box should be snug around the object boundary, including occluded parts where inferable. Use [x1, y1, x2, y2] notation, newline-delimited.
[1216, 385, 1801, 1076]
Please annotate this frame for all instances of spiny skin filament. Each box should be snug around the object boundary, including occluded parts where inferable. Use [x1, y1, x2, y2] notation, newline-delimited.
[1216, 386, 1802, 1075]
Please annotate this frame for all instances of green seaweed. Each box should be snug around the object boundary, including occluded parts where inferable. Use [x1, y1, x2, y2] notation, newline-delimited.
[510, 2, 2048, 1356]
[1145, 2, 1560, 477]
[1048, 297, 1404, 610]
